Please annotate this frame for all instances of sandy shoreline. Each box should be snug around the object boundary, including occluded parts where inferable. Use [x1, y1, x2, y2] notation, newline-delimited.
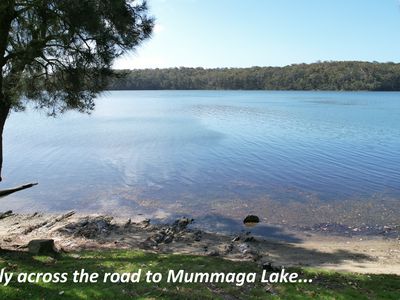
[0, 211, 399, 275]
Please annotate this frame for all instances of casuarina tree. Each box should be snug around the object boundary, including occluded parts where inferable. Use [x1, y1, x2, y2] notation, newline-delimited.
[0, 0, 153, 185]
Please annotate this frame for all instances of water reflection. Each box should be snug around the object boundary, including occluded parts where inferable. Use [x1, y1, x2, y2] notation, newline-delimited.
[3, 91, 400, 234]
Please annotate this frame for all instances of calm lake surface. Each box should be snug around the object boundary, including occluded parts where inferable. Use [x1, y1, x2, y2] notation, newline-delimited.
[3, 91, 400, 235]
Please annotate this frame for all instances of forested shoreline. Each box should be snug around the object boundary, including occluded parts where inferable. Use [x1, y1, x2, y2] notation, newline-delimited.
[109, 61, 400, 91]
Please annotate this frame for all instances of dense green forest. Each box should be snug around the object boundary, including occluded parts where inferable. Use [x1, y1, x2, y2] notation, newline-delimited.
[109, 61, 400, 91]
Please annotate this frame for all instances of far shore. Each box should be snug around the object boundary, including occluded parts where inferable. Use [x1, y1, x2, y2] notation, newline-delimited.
[0, 211, 398, 275]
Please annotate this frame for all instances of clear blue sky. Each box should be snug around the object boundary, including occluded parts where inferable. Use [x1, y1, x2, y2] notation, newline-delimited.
[113, 0, 400, 69]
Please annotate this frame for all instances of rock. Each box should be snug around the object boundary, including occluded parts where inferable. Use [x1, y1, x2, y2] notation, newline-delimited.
[173, 217, 193, 230]
[151, 233, 166, 243]
[141, 238, 158, 249]
[244, 236, 257, 242]
[124, 218, 131, 228]
[250, 252, 262, 261]
[224, 243, 234, 253]
[140, 219, 151, 228]
[164, 235, 174, 244]
[243, 215, 260, 225]
[207, 250, 220, 257]
[58, 216, 114, 238]
[0, 210, 13, 220]
[45, 211, 76, 228]
[194, 230, 202, 241]
[237, 243, 250, 253]
[76, 219, 89, 227]
[29, 212, 39, 218]
[243, 248, 258, 256]
[94, 217, 112, 231]
[23, 220, 49, 234]
[165, 227, 174, 235]
[28, 239, 57, 255]
[231, 236, 240, 242]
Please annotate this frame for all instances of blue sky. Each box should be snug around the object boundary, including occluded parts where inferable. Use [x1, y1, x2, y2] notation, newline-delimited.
[113, 0, 400, 69]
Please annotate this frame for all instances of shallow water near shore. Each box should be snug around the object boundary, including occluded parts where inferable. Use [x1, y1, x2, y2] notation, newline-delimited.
[3, 91, 400, 238]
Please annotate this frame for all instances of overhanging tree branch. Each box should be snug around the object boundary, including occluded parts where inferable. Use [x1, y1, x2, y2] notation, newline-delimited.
[0, 182, 38, 198]
[0, 0, 154, 186]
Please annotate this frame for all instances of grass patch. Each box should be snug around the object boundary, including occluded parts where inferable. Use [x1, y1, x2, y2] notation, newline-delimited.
[0, 248, 398, 299]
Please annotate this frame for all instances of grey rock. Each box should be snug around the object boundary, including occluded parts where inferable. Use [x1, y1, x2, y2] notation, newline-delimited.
[243, 248, 258, 256]
[232, 236, 240, 242]
[165, 228, 175, 235]
[28, 239, 57, 255]
[124, 218, 131, 228]
[194, 230, 202, 241]
[237, 243, 250, 253]
[207, 250, 220, 257]
[0, 210, 13, 220]
[173, 217, 193, 230]
[224, 243, 234, 253]
[151, 233, 165, 243]
[244, 236, 257, 242]
[140, 219, 151, 228]
[141, 238, 158, 249]
[164, 235, 174, 244]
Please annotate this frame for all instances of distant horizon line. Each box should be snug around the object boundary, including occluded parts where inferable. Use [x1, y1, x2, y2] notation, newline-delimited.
[113, 60, 400, 70]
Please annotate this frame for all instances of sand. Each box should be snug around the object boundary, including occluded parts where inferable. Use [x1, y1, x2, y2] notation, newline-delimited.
[0, 211, 398, 275]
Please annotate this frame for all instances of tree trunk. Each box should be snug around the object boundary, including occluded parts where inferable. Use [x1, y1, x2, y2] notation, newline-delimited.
[0, 98, 10, 182]
[0, 1, 15, 182]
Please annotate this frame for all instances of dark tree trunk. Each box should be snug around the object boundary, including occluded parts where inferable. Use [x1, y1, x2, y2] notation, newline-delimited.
[0, 2, 15, 182]
[0, 97, 10, 182]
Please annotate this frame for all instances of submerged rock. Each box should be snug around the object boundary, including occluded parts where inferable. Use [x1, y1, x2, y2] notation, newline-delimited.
[173, 217, 193, 230]
[243, 215, 260, 225]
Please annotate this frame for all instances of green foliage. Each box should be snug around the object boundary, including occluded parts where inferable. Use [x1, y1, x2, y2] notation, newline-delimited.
[0, 249, 399, 299]
[0, 0, 153, 179]
[0, 0, 153, 115]
[110, 61, 400, 91]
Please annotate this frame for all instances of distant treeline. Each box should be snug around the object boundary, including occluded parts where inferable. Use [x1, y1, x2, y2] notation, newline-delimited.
[109, 61, 400, 91]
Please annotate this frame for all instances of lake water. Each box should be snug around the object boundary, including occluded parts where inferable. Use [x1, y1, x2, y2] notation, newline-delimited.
[3, 91, 400, 236]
